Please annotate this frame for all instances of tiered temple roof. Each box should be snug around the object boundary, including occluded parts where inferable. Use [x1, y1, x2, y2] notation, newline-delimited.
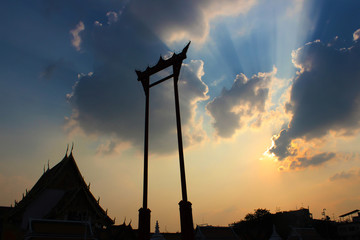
[7, 150, 114, 230]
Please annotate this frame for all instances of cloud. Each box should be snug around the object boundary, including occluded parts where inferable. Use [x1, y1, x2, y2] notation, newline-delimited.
[206, 70, 274, 138]
[39, 59, 68, 80]
[40, 62, 57, 80]
[290, 152, 336, 170]
[65, 0, 258, 154]
[70, 21, 85, 51]
[269, 29, 360, 167]
[354, 28, 360, 41]
[106, 11, 119, 25]
[66, 12, 209, 154]
[329, 168, 360, 181]
[127, 0, 256, 43]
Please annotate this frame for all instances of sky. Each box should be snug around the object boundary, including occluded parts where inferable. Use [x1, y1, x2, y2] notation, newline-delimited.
[1, 0, 360, 232]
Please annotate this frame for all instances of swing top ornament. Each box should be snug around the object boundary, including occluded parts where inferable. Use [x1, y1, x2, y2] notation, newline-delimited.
[135, 41, 191, 87]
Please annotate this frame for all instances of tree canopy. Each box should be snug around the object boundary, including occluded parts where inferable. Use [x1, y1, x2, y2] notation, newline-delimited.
[244, 208, 271, 222]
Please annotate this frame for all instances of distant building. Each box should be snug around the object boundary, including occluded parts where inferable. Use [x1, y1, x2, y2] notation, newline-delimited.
[337, 210, 360, 240]
[0, 150, 135, 240]
[231, 208, 334, 240]
[274, 208, 312, 228]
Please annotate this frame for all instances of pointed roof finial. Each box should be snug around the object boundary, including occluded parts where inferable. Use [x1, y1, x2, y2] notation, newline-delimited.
[181, 41, 191, 55]
[70, 142, 74, 154]
[65, 144, 69, 157]
[47, 159, 50, 170]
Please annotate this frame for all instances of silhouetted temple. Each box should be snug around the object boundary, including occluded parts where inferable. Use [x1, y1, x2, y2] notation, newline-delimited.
[0, 150, 135, 240]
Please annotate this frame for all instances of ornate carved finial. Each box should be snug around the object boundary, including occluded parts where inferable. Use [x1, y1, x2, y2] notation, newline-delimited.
[182, 41, 191, 54]
[158, 56, 164, 64]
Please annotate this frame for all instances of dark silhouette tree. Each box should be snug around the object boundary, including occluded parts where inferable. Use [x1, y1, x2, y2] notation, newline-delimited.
[244, 208, 271, 222]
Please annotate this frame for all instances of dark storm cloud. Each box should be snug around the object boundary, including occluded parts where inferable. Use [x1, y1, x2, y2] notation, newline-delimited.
[64, 0, 259, 154]
[269, 29, 360, 162]
[67, 11, 208, 154]
[206, 71, 272, 138]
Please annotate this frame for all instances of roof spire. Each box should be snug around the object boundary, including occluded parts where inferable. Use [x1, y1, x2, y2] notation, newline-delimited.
[65, 144, 69, 157]
[70, 142, 74, 154]
[155, 220, 160, 234]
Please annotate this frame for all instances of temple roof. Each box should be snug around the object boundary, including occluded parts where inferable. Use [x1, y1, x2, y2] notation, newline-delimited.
[9, 151, 114, 228]
[339, 209, 359, 218]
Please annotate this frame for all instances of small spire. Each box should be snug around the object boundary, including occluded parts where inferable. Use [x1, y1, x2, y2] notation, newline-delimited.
[65, 144, 69, 157]
[155, 220, 160, 234]
[47, 159, 50, 170]
[123, 217, 126, 225]
[70, 142, 74, 154]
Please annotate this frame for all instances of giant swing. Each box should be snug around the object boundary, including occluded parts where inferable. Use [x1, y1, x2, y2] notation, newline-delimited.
[135, 42, 194, 240]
